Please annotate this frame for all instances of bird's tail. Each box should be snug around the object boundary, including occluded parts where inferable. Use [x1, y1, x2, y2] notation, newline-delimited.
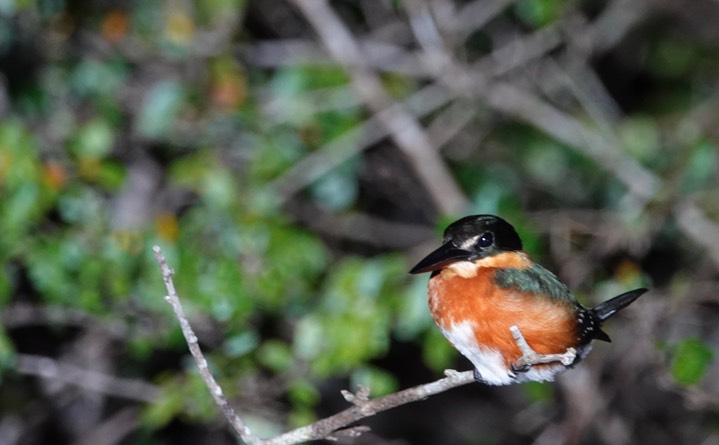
[591, 288, 648, 322]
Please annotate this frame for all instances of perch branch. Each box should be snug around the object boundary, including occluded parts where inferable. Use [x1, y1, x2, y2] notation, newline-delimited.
[262, 369, 475, 445]
[153, 247, 566, 444]
[152, 245, 481, 444]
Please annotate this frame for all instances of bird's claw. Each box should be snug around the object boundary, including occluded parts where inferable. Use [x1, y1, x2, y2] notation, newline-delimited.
[510, 362, 531, 374]
[473, 368, 489, 384]
[509, 326, 577, 372]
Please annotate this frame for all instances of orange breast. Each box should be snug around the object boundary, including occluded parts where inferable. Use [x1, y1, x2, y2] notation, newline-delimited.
[428, 267, 577, 367]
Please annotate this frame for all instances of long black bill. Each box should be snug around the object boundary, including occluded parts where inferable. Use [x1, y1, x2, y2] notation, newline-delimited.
[409, 242, 473, 274]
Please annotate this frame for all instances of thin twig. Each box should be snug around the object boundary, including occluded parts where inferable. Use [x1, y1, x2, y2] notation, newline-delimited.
[152, 246, 262, 445]
[16, 354, 161, 404]
[270, 82, 453, 203]
[290, 0, 468, 216]
[269, 16, 568, 205]
[71, 407, 140, 445]
[674, 200, 719, 268]
[262, 370, 475, 445]
[1, 303, 127, 338]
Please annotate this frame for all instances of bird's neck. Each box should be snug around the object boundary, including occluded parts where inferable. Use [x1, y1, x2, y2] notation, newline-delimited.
[441, 251, 532, 279]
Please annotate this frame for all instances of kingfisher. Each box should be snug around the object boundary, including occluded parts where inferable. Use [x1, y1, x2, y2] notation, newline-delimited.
[409, 214, 647, 386]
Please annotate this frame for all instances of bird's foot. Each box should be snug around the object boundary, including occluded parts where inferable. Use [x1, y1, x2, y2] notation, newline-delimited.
[509, 325, 577, 373]
[473, 368, 488, 384]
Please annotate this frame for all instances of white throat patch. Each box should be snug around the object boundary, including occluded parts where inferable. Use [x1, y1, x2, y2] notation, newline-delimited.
[446, 261, 479, 278]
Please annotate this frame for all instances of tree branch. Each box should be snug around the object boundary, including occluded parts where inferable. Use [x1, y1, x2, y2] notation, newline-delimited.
[262, 370, 474, 445]
[289, 0, 468, 216]
[16, 354, 161, 404]
[152, 245, 479, 444]
[152, 246, 262, 445]
[153, 246, 589, 443]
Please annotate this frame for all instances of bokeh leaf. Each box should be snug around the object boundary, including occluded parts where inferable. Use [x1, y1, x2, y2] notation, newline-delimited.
[671, 338, 714, 386]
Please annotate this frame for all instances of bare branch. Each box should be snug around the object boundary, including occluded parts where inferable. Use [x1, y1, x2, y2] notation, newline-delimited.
[270, 82, 452, 202]
[674, 200, 719, 268]
[15, 354, 160, 404]
[480, 81, 661, 202]
[290, 0, 468, 215]
[241, 39, 430, 77]
[152, 245, 483, 444]
[262, 370, 475, 445]
[152, 246, 262, 445]
[1, 303, 127, 338]
[71, 407, 140, 445]
[269, 17, 570, 206]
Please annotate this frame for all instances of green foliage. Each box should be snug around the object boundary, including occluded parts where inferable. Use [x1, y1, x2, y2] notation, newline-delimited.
[310, 158, 360, 211]
[523, 381, 554, 402]
[422, 327, 458, 372]
[670, 338, 715, 386]
[1, 0, 714, 442]
[514, 0, 566, 27]
[0, 328, 15, 374]
[681, 141, 717, 193]
[142, 371, 218, 428]
[351, 365, 398, 397]
[137, 81, 186, 138]
[142, 379, 186, 428]
[257, 339, 293, 373]
[618, 116, 660, 164]
[294, 256, 407, 377]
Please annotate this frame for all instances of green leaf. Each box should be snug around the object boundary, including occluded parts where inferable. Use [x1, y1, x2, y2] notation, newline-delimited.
[136, 80, 184, 138]
[395, 277, 434, 340]
[70, 59, 127, 99]
[351, 366, 398, 397]
[223, 332, 260, 358]
[256, 339, 293, 372]
[671, 338, 714, 386]
[648, 39, 699, 79]
[293, 257, 401, 377]
[69, 117, 114, 158]
[141, 380, 185, 428]
[618, 115, 660, 163]
[0, 328, 16, 374]
[681, 141, 716, 193]
[422, 328, 457, 372]
[514, 0, 564, 27]
[310, 164, 358, 211]
[287, 378, 320, 408]
[523, 381, 553, 402]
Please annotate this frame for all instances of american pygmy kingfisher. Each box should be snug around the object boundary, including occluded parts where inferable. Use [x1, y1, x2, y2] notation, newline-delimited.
[410, 214, 647, 386]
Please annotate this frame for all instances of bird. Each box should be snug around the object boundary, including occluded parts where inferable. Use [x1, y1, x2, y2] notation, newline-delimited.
[409, 214, 647, 386]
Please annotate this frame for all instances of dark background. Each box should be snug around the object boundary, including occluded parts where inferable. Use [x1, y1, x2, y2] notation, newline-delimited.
[1, 0, 718, 444]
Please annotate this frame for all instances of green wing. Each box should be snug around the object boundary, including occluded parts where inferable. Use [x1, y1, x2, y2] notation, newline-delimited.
[493, 264, 575, 303]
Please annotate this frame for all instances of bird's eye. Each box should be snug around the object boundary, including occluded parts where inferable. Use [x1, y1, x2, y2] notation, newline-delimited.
[477, 232, 494, 248]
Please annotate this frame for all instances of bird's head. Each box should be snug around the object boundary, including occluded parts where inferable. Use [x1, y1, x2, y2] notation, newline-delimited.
[409, 215, 523, 274]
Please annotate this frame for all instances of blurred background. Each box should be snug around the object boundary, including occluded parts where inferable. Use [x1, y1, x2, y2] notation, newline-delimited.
[1, 0, 718, 444]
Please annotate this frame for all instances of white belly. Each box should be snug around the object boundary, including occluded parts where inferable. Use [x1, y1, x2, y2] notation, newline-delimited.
[443, 321, 579, 386]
